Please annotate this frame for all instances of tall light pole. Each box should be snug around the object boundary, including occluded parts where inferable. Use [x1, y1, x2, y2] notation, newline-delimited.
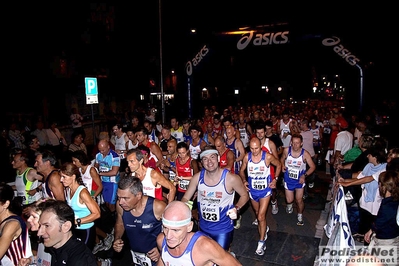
[355, 63, 364, 113]
[158, 0, 165, 124]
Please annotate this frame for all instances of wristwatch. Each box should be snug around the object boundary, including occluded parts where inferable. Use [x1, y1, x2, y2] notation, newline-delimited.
[76, 218, 81, 227]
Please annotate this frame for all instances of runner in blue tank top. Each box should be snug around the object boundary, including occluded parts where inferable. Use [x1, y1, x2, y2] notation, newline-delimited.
[113, 176, 166, 266]
[181, 148, 249, 251]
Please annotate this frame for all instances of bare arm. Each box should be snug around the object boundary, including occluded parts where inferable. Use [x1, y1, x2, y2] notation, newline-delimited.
[267, 139, 279, 160]
[234, 139, 246, 162]
[150, 143, 164, 167]
[226, 172, 249, 209]
[27, 168, 43, 182]
[190, 159, 199, 175]
[113, 203, 126, 253]
[193, 236, 242, 266]
[78, 188, 100, 224]
[239, 154, 248, 182]
[181, 172, 200, 203]
[304, 150, 316, 176]
[247, 123, 253, 136]
[207, 134, 215, 145]
[338, 176, 373, 187]
[0, 220, 21, 258]
[153, 199, 167, 220]
[90, 167, 103, 198]
[99, 165, 120, 177]
[267, 153, 282, 178]
[280, 147, 288, 172]
[152, 170, 176, 203]
[235, 129, 241, 140]
[49, 172, 65, 201]
[156, 233, 166, 266]
[224, 151, 235, 172]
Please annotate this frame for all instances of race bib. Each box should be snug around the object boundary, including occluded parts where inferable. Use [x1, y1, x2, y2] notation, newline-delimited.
[288, 168, 300, 180]
[200, 202, 220, 222]
[131, 250, 152, 266]
[251, 179, 267, 190]
[178, 179, 190, 191]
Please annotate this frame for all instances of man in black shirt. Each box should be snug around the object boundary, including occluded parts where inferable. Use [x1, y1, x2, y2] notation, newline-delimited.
[38, 200, 98, 266]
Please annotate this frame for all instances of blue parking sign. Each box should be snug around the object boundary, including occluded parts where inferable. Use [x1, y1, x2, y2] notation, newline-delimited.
[85, 77, 98, 95]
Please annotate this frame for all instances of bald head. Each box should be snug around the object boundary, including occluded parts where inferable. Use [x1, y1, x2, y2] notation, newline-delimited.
[98, 139, 110, 155]
[250, 137, 261, 147]
[164, 201, 191, 221]
[98, 139, 109, 149]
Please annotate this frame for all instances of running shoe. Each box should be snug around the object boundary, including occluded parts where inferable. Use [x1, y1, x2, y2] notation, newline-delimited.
[264, 226, 270, 241]
[308, 182, 314, 188]
[98, 258, 112, 266]
[297, 215, 304, 226]
[252, 218, 258, 225]
[234, 215, 242, 229]
[103, 231, 114, 251]
[286, 204, 293, 214]
[271, 201, 279, 215]
[92, 240, 106, 254]
[255, 240, 266, 255]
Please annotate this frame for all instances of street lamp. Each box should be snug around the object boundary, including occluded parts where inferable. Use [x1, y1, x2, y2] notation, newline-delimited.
[158, 0, 165, 124]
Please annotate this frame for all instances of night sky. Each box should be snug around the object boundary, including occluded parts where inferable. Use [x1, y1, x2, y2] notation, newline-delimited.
[5, 2, 395, 116]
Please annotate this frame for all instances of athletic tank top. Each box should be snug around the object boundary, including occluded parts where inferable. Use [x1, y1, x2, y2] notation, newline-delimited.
[247, 151, 272, 197]
[80, 165, 99, 196]
[176, 157, 193, 193]
[189, 139, 203, 160]
[15, 167, 41, 205]
[123, 197, 162, 253]
[66, 185, 94, 229]
[219, 149, 235, 173]
[133, 168, 163, 201]
[0, 215, 33, 266]
[161, 231, 205, 266]
[197, 169, 234, 234]
[284, 147, 306, 185]
[42, 169, 58, 199]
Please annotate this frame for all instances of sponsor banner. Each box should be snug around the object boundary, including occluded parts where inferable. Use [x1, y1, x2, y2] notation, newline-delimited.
[318, 245, 398, 266]
[186, 44, 210, 76]
[237, 31, 289, 50]
[322, 36, 360, 66]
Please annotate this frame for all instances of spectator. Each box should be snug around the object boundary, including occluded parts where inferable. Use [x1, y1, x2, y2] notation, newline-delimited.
[23, 134, 41, 167]
[70, 107, 85, 138]
[31, 121, 49, 149]
[68, 132, 88, 155]
[338, 146, 387, 242]
[46, 121, 67, 165]
[8, 122, 26, 150]
[364, 170, 399, 259]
